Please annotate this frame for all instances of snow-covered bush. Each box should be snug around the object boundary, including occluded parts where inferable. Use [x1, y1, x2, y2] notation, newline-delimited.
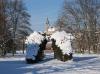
[25, 31, 47, 63]
[51, 31, 74, 61]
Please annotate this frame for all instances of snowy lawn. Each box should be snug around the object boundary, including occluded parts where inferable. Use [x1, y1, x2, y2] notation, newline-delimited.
[0, 53, 100, 74]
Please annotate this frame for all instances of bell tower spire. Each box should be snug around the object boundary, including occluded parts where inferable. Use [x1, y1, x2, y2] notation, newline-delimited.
[45, 17, 50, 32]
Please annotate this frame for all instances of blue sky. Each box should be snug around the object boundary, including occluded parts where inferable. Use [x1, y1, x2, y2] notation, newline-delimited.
[24, 0, 63, 31]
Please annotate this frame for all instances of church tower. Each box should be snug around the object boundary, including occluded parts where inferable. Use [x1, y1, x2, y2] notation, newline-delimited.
[45, 17, 50, 32]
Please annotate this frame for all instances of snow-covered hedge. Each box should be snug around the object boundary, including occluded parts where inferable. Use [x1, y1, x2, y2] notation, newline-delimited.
[51, 31, 74, 61]
[25, 31, 47, 63]
[25, 31, 74, 63]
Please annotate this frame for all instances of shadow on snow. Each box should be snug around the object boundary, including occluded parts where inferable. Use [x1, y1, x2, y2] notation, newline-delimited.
[73, 56, 97, 62]
[0, 55, 99, 74]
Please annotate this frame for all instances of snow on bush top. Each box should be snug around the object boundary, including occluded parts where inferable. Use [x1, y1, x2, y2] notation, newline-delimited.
[25, 31, 44, 44]
[51, 31, 74, 55]
[25, 31, 45, 60]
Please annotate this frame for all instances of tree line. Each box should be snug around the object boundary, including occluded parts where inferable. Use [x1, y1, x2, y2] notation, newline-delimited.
[56, 0, 100, 53]
[0, 0, 33, 56]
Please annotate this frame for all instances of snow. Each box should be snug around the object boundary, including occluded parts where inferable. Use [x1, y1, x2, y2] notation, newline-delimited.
[26, 43, 40, 60]
[0, 53, 100, 74]
[51, 31, 74, 55]
[48, 27, 56, 32]
[25, 31, 45, 60]
[25, 31, 44, 44]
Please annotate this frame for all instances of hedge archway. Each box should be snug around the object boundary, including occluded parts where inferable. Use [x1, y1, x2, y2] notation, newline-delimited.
[25, 31, 74, 64]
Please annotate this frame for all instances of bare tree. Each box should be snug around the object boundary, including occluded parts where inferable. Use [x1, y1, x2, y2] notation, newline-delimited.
[56, 0, 100, 53]
[7, 0, 33, 55]
[0, 0, 8, 56]
[0, 0, 33, 56]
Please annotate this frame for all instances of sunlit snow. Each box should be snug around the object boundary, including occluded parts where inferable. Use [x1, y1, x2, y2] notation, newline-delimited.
[51, 31, 74, 55]
[0, 52, 100, 74]
[25, 31, 45, 60]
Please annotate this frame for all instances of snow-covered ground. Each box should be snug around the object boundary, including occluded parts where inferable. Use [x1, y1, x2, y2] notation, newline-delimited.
[0, 53, 100, 74]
